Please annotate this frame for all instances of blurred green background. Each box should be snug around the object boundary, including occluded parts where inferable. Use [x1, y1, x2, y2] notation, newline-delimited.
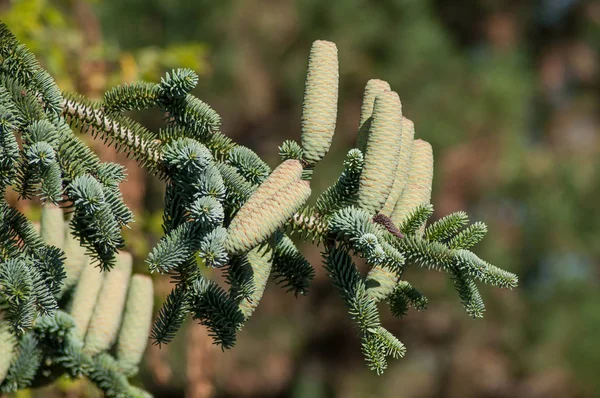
[1, 0, 599, 397]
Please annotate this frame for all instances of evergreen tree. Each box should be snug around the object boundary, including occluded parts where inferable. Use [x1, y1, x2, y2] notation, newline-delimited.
[0, 22, 517, 394]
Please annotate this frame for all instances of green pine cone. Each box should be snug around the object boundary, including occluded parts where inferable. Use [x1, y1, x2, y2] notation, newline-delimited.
[232, 159, 303, 224]
[357, 91, 403, 214]
[226, 178, 311, 255]
[238, 248, 273, 319]
[69, 259, 104, 340]
[60, 222, 90, 296]
[40, 203, 64, 249]
[116, 274, 154, 376]
[356, 79, 391, 153]
[381, 117, 415, 216]
[0, 320, 17, 383]
[391, 139, 434, 227]
[225, 159, 304, 254]
[301, 40, 339, 166]
[84, 252, 132, 355]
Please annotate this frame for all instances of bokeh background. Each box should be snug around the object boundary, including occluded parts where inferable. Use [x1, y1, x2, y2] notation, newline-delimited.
[1, 0, 599, 397]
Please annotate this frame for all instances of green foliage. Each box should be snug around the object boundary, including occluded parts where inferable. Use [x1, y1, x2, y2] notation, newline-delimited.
[1, 168, 153, 395]
[279, 140, 304, 162]
[314, 148, 364, 214]
[272, 234, 314, 295]
[0, 21, 519, 396]
[424, 211, 469, 242]
[226, 145, 271, 186]
[388, 281, 428, 318]
[150, 283, 188, 347]
[189, 277, 245, 349]
[1, 333, 42, 393]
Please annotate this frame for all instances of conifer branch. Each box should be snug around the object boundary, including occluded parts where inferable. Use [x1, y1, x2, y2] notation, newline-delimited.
[62, 94, 163, 169]
[0, 23, 519, 388]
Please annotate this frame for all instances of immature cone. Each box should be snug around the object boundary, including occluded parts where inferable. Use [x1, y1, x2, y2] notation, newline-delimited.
[0, 320, 17, 382]
[356, 79, 391, 153]
[69, 259, 104, 340]
[380, 117, 416, 216]
[116, 274, 154, 376]
[301, 40, 339, 166]
[233, 159, 303, 222]
[84, 252, 133, 355]
[40, 203, 64, 249]
[357, 91, 403, 214]
[391, 139, 434, 227]
[238, 248, 273, 319]
[226, 175, 311, 255]
[60, 222, 89, 296]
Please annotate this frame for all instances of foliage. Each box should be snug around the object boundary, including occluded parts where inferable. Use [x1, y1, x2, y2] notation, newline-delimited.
[90, 0, 599, 395]
[0, 18, 517, 396]
[0, 203, 153, 396]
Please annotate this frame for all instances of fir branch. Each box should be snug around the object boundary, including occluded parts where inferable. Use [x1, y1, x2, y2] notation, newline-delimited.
[199, 226, 229, 268]
[67, 175, 124, 270]
[324, 246, 403, 374]
[0, 25, 521, 382]
[151, 284, 189, 347]
[450, 268, 486, 318]
[159, 68, 199, 99]
[0, 203, 47, 256]
[425, 211, 469, 242]
[397, 234, 453, 272]
[388, 281, 428, 318]
[314, 148, 364, 214]
[0, 44, 40, 84]
[62, 93, 162, 169]
[374, 326, 406, 360]
[447, 221, 488, 249]
[0, 333, 42, 393]
[164, 94, 221, 139]
[88, 353, 132, 398]
[215, 162, 254, 215]
[188, 196, 225, 230]
[453, 249, 518, 289]
[398, 203, 434, 235]
[0, 105, 20, 188]
[146, 222, 198, 274]
[0, 258, 36, 333]
[103, 81, 162, 114]
[288, 207, 328, 241]
[226, 145, 271, 185]
[279, 140, 304, 162]
[272, 234, 314, 295]
[189, 277, 245, 349]
[225, 254, 256, 302]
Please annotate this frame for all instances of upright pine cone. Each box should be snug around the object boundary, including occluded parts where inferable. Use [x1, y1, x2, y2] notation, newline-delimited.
[391, 139, 434, 227]
[301, 40, 339, 166]
[70, 260, 104, 340]
[116, 274, 154, 376]
[381, 117, 416, 216]
[356, 79, 391, 152]
[60, 223, 89, 297]
[84, 252, 132, 355]
[357, 91, 403, 214]
[225, 160, 311, 255]
[40, 203, 64, 249]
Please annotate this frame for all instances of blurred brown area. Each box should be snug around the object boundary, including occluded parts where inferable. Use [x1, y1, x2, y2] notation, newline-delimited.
[2, 0, 599, 397]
